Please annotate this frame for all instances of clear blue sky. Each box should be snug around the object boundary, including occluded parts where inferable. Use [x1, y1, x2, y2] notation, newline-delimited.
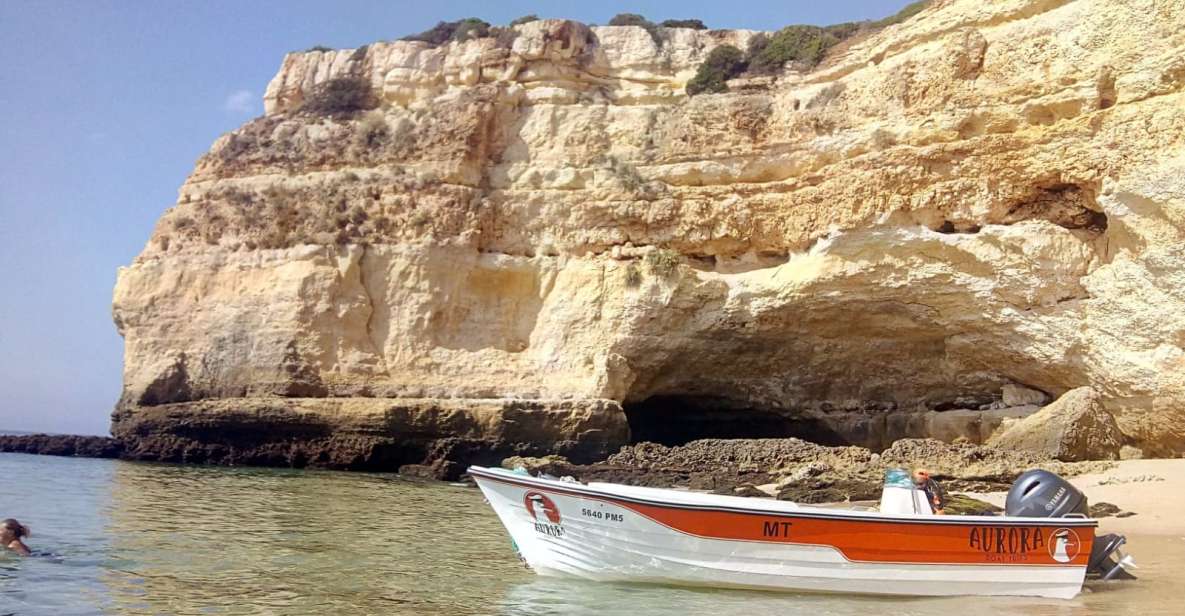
[0, 0, 914, 435]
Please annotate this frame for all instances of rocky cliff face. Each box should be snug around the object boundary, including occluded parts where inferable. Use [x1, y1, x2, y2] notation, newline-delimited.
[112, 0, 1185, 475]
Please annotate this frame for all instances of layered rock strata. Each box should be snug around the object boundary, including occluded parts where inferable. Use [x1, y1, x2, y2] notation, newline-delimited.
[113, 0, 1185, 474]
[110, 398, 624, 477]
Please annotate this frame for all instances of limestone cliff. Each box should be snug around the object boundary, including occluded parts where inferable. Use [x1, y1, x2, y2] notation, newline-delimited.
[112, 0, 1185, 475]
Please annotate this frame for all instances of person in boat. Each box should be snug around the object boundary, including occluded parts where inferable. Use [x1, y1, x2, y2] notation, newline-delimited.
[1, 519, 31, 556]
[912, 470, 947, 515]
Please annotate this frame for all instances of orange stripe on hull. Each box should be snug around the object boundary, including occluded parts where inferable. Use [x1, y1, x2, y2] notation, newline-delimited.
[621, 500, 1094, 566]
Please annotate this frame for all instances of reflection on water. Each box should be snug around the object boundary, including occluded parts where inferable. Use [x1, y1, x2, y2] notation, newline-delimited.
[0, 453, 1181, 615]
[100, 458, 527, 614]
[498, 558, 1180, 616]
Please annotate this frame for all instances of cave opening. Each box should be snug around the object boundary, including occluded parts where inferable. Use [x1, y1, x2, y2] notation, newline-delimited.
[623, 395, 848, 447]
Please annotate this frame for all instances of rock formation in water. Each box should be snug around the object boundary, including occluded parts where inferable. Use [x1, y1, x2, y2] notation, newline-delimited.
[0, 434, 123, 459]
[112, 0, 1185, 476]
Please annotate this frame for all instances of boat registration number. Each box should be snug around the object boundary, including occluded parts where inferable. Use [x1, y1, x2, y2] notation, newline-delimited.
[582, 508, 624, 522]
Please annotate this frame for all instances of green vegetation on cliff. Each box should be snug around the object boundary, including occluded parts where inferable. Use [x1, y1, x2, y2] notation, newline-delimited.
[686, 45, 746, 95]
[645, 249, 681, 279]
[608, 13, 664, 46]
[686, 1, 932, 95]
[510, 15, 539, 27]
[746, 25, 847, 74]
[401, 18, 492, 45]
[874, 0, 929, 27]
[301, 76, 378, 116]
[660, 19, 707, 30]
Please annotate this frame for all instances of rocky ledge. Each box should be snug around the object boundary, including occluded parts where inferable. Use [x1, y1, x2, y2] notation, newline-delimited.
[0, 434, 124, 459]
[110, 397, 624, 479]
[501, 437, 1111, 504]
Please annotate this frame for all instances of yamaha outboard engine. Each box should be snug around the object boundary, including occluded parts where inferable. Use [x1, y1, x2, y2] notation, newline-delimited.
[1005, 469, 1089, 518]
[1006, 470, 1136, 580]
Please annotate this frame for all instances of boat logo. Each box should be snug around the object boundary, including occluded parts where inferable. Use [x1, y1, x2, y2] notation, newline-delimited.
[1048, 528, 1081, 563]
[524, 491, 562, 524]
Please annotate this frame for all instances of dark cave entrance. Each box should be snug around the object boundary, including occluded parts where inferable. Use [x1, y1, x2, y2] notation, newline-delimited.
[623, 395, 845, 447]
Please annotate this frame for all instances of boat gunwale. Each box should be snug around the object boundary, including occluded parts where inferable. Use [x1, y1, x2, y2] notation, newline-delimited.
[468, 465, 1099, 528]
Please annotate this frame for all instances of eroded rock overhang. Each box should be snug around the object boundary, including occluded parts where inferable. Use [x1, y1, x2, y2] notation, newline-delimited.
[112, 0, 1185, 467]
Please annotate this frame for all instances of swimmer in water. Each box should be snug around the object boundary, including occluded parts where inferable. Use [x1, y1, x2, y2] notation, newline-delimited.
[1, 519, 31, 556]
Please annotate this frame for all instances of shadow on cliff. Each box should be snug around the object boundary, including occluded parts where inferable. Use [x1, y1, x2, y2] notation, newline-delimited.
[624, 395, 852, 447]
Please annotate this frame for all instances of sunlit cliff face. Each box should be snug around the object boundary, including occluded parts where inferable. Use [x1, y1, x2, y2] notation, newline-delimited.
[113, 0, 1185, 465]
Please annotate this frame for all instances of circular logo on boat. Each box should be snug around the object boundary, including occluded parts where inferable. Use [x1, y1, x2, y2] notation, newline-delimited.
[1048, 528, 1081, 563]
[524, 491, 561, 524]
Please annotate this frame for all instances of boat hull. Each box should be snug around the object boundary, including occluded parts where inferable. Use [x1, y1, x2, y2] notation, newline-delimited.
[470, 466, 1095, 599]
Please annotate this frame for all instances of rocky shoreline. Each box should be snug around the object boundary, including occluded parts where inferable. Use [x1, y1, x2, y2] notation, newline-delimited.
[500, 437, 1112, 503]
[1, 428, 1110, 504]
[104, 398, 626, 480]
[5, 430, 1141, 520]
[0, 434, 123, 459]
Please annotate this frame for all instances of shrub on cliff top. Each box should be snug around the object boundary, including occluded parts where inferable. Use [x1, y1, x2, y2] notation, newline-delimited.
[874, 0, 930, 28]
[686, 22, 862, 94]
[747, 25, 841, 74]
[304, 45, 333, 53]
[681, 2, 930, 87]
[685, 45, 745, 96]
[660, 19, 707, 30]
[608, 13, 664, 46]
[608, 13, 650, 27]
[450, 18, 491, 42]
[302, 76, 378, 115]
[510, 14, 539, 27]
[402, 18, 491, 46]
[823, 21, 863, 40]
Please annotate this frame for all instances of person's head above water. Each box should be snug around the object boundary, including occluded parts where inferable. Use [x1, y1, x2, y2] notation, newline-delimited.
[1, 519, 30, 542]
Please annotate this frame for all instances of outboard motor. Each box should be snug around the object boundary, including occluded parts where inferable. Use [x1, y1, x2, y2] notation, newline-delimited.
[1089, 533, 1137, 580]
[1006, 470, 1136, 580]
[1005, 469, 1088, 518]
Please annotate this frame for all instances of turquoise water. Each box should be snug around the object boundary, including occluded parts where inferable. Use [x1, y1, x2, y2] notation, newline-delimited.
[0, 452, 1180, 615]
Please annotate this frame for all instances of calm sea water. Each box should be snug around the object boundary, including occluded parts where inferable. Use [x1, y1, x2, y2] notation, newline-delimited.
[0, 452, 1180, 615]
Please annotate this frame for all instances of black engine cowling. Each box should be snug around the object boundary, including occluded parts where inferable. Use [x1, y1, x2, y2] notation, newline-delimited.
[1005, 469, 1089, 518]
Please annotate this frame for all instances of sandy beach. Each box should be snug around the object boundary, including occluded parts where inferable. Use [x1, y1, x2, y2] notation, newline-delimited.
[969, 459, 1185, 536]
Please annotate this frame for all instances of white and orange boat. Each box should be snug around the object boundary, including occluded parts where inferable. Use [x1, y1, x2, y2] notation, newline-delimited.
[470, 465, 1134, 599]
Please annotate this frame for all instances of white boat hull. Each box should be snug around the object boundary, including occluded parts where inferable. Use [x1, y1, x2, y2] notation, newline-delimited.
[470, 466, 1095, 599]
